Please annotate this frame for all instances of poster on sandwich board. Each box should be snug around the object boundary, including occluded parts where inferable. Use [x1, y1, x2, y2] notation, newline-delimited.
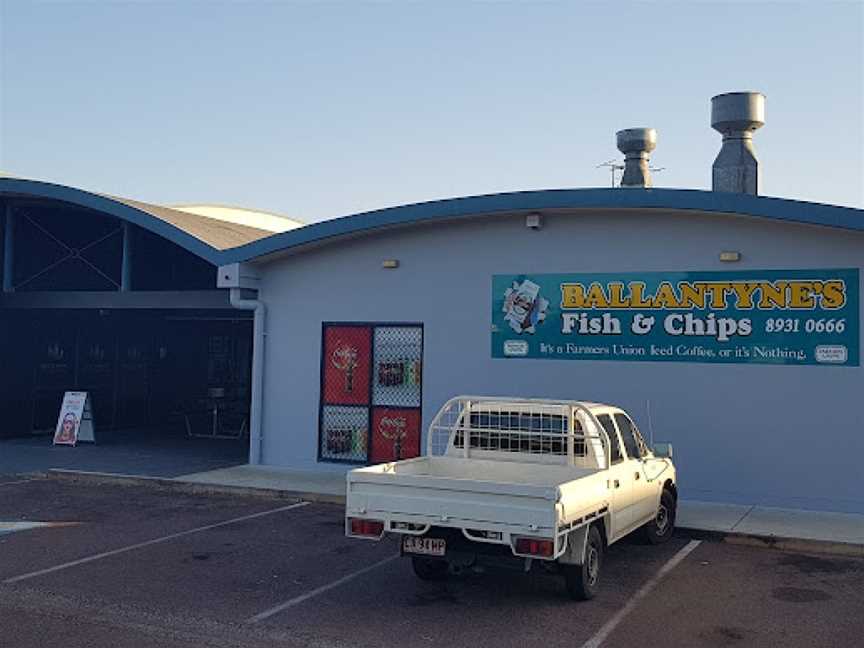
[53, 391, 95, 446]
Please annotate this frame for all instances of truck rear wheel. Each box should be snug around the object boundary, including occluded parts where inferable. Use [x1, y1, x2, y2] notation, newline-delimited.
[643, 489, 676, 545]
[411, 556, 449, 581]
[563, 525, 603, 600]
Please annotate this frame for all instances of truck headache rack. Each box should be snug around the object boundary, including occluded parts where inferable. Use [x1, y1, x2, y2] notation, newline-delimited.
[428, 396, 610, 467]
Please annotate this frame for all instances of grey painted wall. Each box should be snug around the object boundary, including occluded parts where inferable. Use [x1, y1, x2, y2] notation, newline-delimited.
[256, 208, 864, 514]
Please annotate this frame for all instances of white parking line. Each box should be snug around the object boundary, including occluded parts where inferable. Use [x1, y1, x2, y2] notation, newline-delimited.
[580, 539, 702, 648]
[247, 554, 400, 624]
[0, 478, 37, 487]
[3, 501, 310, 585]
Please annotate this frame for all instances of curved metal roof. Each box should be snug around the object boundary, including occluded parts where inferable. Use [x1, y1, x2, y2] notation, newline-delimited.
[170, 204, 304, 232]
[0, 178, 274, 264]
[3, 178, 862, 268]
[221, 187, 864, 264]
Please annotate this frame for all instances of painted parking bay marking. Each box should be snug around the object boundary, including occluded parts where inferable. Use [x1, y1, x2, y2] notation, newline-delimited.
[0, 521, 80, 536]
[3, 501, 310, 584]
[580, 540, 702, 648]
[250, 540, 703, 627]
[248, 554, 400, 624]
[0, 478, 38, 487]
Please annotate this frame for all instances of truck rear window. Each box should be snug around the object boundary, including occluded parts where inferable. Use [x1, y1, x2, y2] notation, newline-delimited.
[453, 412, 585, 455]
[597, 415, 623, 464]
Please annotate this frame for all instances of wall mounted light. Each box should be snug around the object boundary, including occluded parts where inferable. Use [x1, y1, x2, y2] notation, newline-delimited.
[525, 213, 543, 230]
[719, 251, 742, 262]
[382, 259, 399, 269]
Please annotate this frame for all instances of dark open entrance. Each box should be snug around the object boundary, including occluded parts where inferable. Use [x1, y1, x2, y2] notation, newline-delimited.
[0, 194, 253, 476]
[2, 309, 250, 435]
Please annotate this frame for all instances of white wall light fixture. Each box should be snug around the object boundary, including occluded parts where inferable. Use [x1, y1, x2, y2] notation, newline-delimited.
[525, 212, 543, 230]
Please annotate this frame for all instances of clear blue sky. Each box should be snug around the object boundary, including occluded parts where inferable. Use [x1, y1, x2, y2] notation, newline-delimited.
[1, 1, 862, 222]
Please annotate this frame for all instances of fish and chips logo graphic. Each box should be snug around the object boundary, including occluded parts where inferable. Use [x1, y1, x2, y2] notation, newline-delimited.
[503, 279, 549, 334]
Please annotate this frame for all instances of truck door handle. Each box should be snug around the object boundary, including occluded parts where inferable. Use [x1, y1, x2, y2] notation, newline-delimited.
[635, 472, 641, 480]
[613, 479, 620, 488]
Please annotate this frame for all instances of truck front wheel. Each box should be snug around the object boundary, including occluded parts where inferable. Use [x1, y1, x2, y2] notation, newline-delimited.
[643, 489, 676, 545]
[411, 556, 449, 581]
[563, 525, 603, 600]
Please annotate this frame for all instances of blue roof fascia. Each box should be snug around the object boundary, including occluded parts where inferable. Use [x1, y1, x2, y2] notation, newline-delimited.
[220, 188, 864, 265]
[3, 180, 861, 267]
[0, 178, 223, 264]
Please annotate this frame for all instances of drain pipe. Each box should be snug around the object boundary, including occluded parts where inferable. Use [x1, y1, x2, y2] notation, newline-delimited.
[229, 288, 265, 465]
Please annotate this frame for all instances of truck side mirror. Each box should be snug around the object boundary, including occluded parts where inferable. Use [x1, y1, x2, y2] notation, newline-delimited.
[652, 443, 673, 459]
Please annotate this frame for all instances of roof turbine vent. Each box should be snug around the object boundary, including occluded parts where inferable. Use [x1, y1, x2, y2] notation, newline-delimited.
[616, 128, 657, 188]
[711, 91, 766, 194]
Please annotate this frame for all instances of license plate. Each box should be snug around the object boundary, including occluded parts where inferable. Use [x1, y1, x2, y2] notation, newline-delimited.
[403, 536, 446, 556]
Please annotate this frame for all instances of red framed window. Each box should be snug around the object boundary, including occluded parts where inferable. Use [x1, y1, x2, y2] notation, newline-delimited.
[318, 323, 423, 464]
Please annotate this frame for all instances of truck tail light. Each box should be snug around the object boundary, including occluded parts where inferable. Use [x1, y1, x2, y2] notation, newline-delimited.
[514, 536, 555, 557]
[348, 518, 385, 539]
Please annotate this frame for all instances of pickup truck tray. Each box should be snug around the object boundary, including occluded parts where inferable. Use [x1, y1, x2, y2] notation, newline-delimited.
[347, 457, 606, 536]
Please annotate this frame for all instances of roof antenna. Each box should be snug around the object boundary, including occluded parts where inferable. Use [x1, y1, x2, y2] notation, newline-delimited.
[596, 160, 625, 187]
[646, 399, 655, 447]
[597, 160, 665, 188]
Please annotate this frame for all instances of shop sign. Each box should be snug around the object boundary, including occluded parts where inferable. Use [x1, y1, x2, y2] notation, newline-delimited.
[53, 391, 96, 446]
[492, 269, 859, 366]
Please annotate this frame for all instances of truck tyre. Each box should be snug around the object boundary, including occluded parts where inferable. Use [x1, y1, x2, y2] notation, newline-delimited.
[644, 489, 676, 545]
[564, 525, 603, 600]
[411, 556, 449, 581]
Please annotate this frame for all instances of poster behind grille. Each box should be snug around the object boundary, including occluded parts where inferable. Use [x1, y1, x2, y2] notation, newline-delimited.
[370, 407, 421, 463]
[320, 405, 369, 462]
[319, 323, 423, 465]
[372, 326, 422, 407]
[322, 326, 371, 405]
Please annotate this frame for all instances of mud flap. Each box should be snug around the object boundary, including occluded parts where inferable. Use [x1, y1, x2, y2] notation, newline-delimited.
[558, 525, 590, 565]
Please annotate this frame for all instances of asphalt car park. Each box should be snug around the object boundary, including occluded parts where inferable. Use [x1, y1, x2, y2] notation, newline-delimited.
[1, 475, 862, 648]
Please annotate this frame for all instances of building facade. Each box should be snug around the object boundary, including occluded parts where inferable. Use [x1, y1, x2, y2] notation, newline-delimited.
[3, 178, 862, 514]
[0, 178, 300, 448]
[224, 190, 864, 514]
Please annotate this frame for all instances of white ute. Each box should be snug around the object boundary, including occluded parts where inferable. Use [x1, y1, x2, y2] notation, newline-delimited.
[346, 396, 677, 599]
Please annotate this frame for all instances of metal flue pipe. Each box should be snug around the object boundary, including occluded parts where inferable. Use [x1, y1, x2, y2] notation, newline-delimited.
[711, 91, 766, 194]
[616, 128, 657, 188]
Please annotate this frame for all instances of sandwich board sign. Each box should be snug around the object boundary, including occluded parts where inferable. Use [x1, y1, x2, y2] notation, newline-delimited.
[53, 391, 95, 446]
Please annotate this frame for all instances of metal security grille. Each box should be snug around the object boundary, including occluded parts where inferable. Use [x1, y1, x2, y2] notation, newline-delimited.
[318, 323, 423, 464]
[320, 405, 369, 462]
[372, 326, 422, 408]
[457, 411, 577, 455]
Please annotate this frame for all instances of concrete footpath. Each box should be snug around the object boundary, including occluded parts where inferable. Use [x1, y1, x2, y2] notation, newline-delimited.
[676, 500, 864, 556]
[47, 464, 864, 557]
